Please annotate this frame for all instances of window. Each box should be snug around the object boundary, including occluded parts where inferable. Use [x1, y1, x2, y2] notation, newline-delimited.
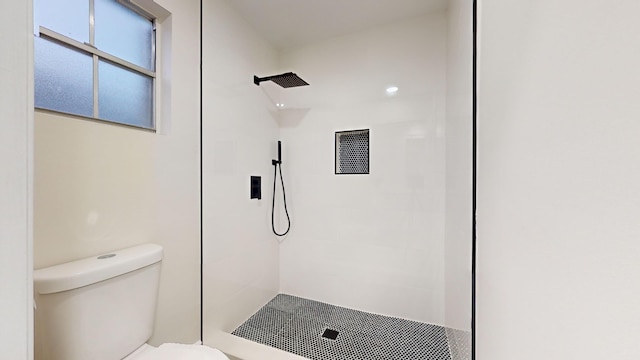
[335, 129, 370, 174]
[34, 0, 156, 129]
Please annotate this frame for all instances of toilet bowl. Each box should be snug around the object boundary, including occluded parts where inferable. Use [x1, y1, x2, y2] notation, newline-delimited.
[33, 244, 230, 360]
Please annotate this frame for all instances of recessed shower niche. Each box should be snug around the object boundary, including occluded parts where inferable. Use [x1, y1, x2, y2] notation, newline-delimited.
[201, 1, 473, 359]
[335, 129, 370, 175]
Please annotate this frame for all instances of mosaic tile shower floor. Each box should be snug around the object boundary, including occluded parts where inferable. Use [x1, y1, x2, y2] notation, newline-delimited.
[232, 294, 453, 360]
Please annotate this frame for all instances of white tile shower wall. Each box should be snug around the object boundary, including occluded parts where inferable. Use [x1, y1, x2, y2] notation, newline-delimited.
[446, 328, 471, 360]
[34, 0, 201, 345]
[278, 12, 448, 325]
[201, 0, 281, 334]
[478, 0, 640, 359]
[0, 0, 33, 358]
[444, 0, 473, 333]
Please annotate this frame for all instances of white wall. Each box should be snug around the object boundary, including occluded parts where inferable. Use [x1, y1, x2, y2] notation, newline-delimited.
[33, 0, 201, 345]
[149, 0, 201, 344]
[201, 0, 281, 334]
[445, 0, 473, 332]
[278, 12, 448, 325]
[477, 0, 640, 359]
[0, 1, 33, 359]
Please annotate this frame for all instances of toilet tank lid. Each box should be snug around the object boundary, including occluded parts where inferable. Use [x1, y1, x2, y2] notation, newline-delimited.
[34, 244, 163, 295]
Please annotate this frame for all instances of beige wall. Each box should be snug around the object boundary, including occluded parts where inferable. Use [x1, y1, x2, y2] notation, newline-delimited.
[477, 0, 640, 358]
[0, 0, 34, 359]
[33, 0, 201, 345]
[34, 113, 155, 268]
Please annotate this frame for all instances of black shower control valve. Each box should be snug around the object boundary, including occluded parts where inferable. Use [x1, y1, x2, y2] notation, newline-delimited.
[250, 176, 261, 200]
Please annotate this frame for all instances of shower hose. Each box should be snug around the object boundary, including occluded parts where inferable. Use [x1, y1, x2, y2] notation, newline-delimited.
[272, 161, 291, 236]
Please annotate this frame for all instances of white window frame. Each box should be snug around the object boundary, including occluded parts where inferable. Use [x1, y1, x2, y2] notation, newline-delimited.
[35, 0, 158, 130]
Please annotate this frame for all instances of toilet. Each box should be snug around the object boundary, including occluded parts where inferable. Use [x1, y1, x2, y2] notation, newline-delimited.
[33, 244, 229, 360]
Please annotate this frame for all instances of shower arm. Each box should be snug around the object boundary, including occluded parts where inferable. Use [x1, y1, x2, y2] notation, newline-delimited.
[255, 74, 278, 86]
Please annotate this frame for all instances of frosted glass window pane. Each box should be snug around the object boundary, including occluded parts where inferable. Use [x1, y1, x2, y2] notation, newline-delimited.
[98, 61, 153, 128]
[95, 0, 154, 70]
[34, 37, 94, 117]
[33, 0, 89, 42]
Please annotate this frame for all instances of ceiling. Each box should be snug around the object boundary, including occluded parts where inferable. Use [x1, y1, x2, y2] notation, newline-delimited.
[226, 0, 448, 50]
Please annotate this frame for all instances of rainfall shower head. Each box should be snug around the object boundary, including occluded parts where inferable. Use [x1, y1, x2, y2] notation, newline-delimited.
[254, 72, 309, 88]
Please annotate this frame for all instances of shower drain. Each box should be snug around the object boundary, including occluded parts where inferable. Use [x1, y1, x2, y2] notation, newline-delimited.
[321, 328, 339, 340]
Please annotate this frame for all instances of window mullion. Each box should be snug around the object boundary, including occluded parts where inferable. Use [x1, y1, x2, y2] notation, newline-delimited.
[93, 55, 99, 118]
[90, 0, 97, 118]
[152, 20, 157, 129]
[152, 21, 157, 72]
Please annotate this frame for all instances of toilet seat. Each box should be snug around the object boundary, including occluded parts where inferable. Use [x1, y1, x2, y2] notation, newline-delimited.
[125, 343, 230, 360]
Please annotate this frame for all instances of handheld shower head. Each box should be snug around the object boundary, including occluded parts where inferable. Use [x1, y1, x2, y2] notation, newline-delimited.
[272, 140, 282, 166]
[254, 72, 309, 88]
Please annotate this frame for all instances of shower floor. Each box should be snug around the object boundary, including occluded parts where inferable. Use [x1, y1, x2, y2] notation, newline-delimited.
[231, 294, 453, 360]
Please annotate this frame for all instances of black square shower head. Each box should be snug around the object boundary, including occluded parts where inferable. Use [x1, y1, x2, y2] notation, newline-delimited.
[254, 72, 309, 88]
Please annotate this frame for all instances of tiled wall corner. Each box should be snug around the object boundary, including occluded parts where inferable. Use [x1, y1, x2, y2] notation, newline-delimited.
[446, 327, 471, 360]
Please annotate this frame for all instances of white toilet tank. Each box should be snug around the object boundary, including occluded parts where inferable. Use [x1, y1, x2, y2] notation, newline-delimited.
[34, 244, 163, 360]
